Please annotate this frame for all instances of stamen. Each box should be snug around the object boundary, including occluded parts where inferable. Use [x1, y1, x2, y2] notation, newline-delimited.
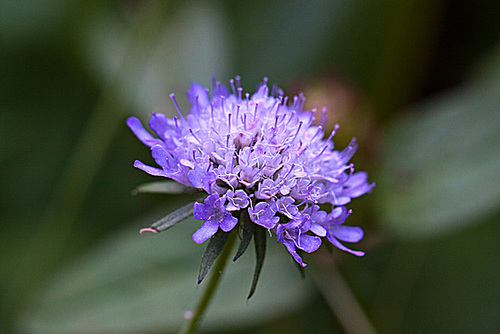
[173, 117, 180, 130]
[315, 144, 328, 159]
[169, 93, 184, 120]
[237, 87, 242, 101]
[327, 124, 340, 142]
[189, 129, 202, 144]
[310, 126, 323, 143]
[283, 164, 295, 179]
[253, 103, 259, 121]
[282, 96, 289, 107]
[297, 145, 309, 157]
[291, 121, 303, 143]
[235, 105, 240, 126]
[285, 110, 297, 126]
[230, 79, 236, 95]
[307, 109, 316, 126]
[253, 163, 267, 177]
[228, 113, 232, 132]
[318, 107, 328, 128]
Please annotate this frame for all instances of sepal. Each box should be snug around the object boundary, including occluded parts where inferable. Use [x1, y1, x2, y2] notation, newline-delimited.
[248, 225, 267, 299]
[139, 202, 194, 234]
[133, 180, 197, 195]
[198, 230, 230, 284]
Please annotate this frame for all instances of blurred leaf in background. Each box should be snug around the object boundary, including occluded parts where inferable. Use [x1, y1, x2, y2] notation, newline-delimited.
[1, 0, 500, 333]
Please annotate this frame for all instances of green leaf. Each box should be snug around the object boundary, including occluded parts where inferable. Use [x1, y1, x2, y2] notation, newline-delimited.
[18, 211, 311, 333]
[141, 202, 194, 233]
[377, 82, 500, 238]
[133, 180, 197, 195]
[198, 230, 231, 284]
[233, 210, 254, 262]
[248, 225, 267, 299]
[80, 1, 232, 118]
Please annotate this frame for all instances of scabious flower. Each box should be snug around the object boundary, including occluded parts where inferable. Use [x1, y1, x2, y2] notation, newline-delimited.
[128, 76, 374, 267]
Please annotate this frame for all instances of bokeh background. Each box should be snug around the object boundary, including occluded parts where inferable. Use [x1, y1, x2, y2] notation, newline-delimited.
[1, 1, 500, 333]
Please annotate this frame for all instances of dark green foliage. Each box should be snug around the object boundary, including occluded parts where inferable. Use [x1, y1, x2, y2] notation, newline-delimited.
[146, 202, 194, 232]
[233, 210, 254, 262]
[198, 230, 231, 284]
[248, 225, 267, 299]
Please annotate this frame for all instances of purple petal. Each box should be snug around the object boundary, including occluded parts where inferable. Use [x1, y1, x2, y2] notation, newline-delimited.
[211, 77, 229, 99]
[341, 185, 369, 198]
[254, 216, 278, 229]
[133, 160, 167, 177]
[282, 240, 307, 267]
[310, 223, 327, 237]
[334, 196, 351, 205]
[327, 236, 365, 256]
[332, 225, 364, 243]
[148, 112, 169, 140]
[193, 201, 209, 220]
[192, 220, 219, 244]
[220, 214, 238, 232]
[345, 171, 368, 187]
[297, 234, 322, 253]
[188, 168, 204, 188]
[151, 145, 170, 169]
[186, 82, 210, 110]
[127, 117, 161, 147]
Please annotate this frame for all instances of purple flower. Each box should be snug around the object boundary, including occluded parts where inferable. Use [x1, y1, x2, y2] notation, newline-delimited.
[128, 76, 373, 265]
[323, 207, 365, 256]
[192, 194, 238, 244]
[248, 200, 279, 228]
[275, 216, 322, 267]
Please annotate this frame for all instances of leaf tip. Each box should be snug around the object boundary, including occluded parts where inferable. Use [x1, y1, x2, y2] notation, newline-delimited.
[139, 227, 158, 234]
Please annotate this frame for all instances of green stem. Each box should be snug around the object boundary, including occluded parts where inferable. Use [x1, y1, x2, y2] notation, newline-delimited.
[178, 231, 237, 334]
[311, 248, 378, 334]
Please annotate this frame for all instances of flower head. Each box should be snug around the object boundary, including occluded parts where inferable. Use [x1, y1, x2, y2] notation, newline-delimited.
[128, 76, 374, 267]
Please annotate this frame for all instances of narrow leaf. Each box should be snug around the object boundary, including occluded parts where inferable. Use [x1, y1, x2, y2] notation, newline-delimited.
[198, 230, 230, 284]
[233, 210, 254, 262]
[140, 202, 194, 233]
[248, 225, 267, 299]
[133, 180, 196, 195]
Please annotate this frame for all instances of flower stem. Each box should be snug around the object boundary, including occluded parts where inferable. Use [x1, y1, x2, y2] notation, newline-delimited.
[178, 230, 237, 334]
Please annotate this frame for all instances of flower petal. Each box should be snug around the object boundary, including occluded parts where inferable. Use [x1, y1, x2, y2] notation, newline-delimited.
[282, 240, 307, 267]
[127, 117, 161, 147]
[327, 236, 365, 256]
[133, 160, 167, 177]
[297, 234, 322, 253]
[192, 220, 218, 244]
[332, 225, 364, 243]
[220, 214, 238, 232]
[148, 112, 170, 140]
[193, 201, 209, 220]
[186, 82, 210, 110]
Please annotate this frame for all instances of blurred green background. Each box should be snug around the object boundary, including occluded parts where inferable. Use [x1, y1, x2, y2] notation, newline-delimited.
[1, 1, 500, 333]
